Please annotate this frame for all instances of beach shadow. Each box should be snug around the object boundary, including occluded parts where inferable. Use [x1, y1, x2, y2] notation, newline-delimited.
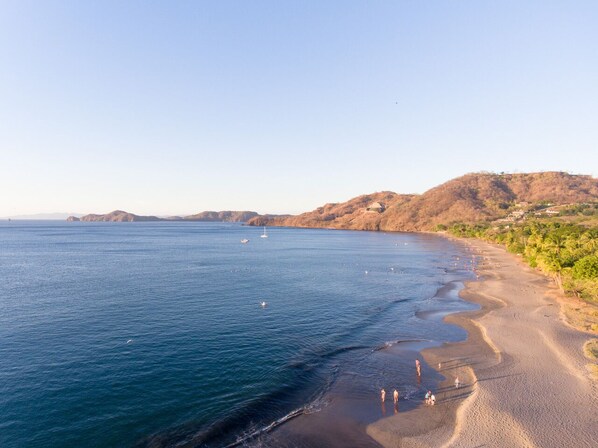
[436, 357, 482, 372]
[436, 384, 471, 394]
[477, 372, 522, 382]
[437, 390, 475, 404]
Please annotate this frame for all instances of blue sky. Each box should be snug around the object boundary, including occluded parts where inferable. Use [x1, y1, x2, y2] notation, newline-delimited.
[1, 1, 596, 216]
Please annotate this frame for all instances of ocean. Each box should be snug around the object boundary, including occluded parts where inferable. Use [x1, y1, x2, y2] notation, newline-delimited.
[0, 222, 478, 447]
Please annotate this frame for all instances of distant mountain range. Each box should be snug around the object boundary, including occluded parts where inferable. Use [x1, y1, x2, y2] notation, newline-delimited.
[182, 211, 259, 222]
[67, 210, 258, 222]
[65, 172, 597, 229]
[247, 172, 598, 231]
[4, 212, 84, 220]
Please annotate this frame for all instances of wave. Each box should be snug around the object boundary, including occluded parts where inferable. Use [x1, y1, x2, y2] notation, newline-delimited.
[223, 398, 323, 448]
[401, 384, 422, 400]
[371, 338, 430, 352]
[285, 344, 370, 371]
[137, 367, 336, 448]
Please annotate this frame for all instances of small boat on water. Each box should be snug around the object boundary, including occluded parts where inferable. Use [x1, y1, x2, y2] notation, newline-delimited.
[260, 227, 268, 238]
[241, 239, 249, 244]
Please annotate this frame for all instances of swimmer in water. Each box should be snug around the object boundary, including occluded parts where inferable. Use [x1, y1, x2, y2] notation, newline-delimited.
[380, 388, 386, 402]
[393, 389, 399, 404]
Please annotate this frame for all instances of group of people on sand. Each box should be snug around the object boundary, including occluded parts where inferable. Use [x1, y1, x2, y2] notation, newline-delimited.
[415, 359, 437, 405]
[424, 390, 436, 405]
[379, 359, 441, 407]
[378, 358, 464, 408]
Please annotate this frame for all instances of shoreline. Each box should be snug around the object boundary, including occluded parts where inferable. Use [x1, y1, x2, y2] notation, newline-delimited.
[261, 234, 478, 448]
[367, 238, 597, 447]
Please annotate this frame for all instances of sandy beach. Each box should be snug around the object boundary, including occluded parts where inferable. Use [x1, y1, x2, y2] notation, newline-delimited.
[367, 238, 598, 447]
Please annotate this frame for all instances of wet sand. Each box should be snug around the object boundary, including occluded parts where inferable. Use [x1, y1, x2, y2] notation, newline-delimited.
[267, 341, 439, 448]
[367, 239, 598, 447]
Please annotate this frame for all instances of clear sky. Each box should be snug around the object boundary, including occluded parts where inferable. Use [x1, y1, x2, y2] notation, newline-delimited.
[1, 1, 597, 216]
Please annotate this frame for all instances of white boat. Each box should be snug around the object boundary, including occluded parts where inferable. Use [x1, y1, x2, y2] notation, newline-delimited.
[260, 227, 268, 238]
[241, 239, 249, 244]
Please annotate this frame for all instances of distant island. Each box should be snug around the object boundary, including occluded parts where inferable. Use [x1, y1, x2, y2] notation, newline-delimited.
[68, 172, 597, 228]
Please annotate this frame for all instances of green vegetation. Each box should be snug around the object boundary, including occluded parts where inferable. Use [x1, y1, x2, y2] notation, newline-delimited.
[583, 339, 598, 380]
[558, 202, 598, 217]
[448, 220, 598, 303]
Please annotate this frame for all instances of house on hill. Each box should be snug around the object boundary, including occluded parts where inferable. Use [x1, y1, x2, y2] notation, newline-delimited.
[366, 202, 386, 212]
[497, 209, 526, 223]
[534, 209, 561, 217]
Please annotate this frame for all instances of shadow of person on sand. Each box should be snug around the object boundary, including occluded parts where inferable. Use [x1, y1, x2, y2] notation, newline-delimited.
[437, 389, 475, 404]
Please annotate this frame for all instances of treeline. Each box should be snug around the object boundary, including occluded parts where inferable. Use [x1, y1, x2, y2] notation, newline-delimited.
[446, 221, 598, 303]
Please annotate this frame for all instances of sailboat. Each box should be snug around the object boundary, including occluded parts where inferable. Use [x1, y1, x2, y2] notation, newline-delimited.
[260, 226, 268, 238]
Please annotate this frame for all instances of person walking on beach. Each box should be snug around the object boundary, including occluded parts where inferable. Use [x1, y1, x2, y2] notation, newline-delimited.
[380, 388, 386, 402]
[415, 359, 421, 376]
[425, 390, 431, 404]
[455, 376, 460, 388]
[393, 389, 399, 404]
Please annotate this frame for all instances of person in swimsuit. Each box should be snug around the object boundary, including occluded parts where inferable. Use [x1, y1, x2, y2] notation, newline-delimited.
[380, 388, 386, 402]
[393, 389, 399, 404]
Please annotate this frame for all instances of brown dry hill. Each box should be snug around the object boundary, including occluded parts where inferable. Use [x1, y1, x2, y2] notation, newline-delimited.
[70, 210, 261, 222]
[76, 210, 163, 222]
[248, 172, 598, 231]
[250, 192, 414, 231]
[184, 211, 258, 222]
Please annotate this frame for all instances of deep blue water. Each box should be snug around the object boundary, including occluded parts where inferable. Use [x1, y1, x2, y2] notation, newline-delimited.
[0, 222, 477, 447]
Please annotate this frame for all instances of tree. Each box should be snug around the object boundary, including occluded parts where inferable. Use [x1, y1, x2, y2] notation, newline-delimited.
[572, 255, 598, 280]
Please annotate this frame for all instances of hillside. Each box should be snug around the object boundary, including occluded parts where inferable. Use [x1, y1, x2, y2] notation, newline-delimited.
[184, 211, 258, 222]
[248, 172, 598, 231]
[75, 210, 162, 222]
[69, 210, 260, 222]
[248, 192, 414, 230]
[67, 172, 597, 229]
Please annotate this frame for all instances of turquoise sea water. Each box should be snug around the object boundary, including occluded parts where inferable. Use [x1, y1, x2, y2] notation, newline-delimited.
[0, 222, 477, 447]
